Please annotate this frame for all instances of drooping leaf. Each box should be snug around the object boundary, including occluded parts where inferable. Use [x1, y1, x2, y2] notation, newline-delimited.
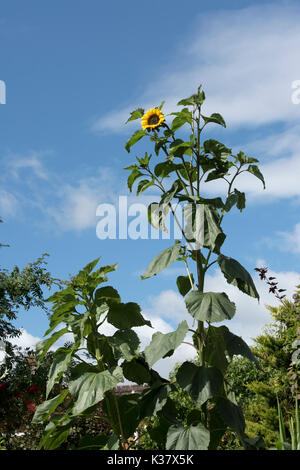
[221, 326, 259, 366]
[141, 241, 181, 280]
[148, 202, 170, 233]
[236, 151, 259, 164]
[125, 129, 146, 153]
[202, 205, 226, 253]
[176, 362, 223, 406]
[171, 109, 193, 132]
[148, 399, 178, 448]
[185, 291, 236, 323]
[218, 254, 259, 300]
[183, 203, 226, 253]
[247, 164, 265, 189]
[169, 140, 193, 159]
[127, 168, 143, 192]
[217, 397, 246, 438]
[40, 423, 71, 450]
[144, 320, 188, 368]
[154, 161, 179, 178]
[234, 189, 246, 211]
[160, 180, 182, 205]
[222, 189, 246, 214]
[204, 325, 229, 373]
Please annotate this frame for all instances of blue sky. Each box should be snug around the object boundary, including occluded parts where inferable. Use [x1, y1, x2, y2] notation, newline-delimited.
[2, 0, 300, 376]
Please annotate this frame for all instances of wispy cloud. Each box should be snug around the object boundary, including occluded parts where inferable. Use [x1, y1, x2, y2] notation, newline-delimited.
[5, 151, 50, 180]
[47, 167, 120, 231]
[1, 148, 123, 232]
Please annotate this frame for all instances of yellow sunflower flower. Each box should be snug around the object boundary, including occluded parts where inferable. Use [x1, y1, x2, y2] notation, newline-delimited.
[141, 108, 165, 130]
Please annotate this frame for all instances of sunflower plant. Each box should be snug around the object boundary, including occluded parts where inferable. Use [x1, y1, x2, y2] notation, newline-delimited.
[30, 258, 191, 450]
[124, 86, 266, 450]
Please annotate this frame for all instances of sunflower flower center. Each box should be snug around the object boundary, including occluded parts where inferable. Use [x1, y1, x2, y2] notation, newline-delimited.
[148, 114, 159, 125]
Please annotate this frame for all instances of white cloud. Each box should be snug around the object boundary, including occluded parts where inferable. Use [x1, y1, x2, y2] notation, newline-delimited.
[276, 222, 300, 254]
[143, 290, 188, 323]
[46, 167, 121, 231]
[10, 328, 41, 349]
[93, 3, 300, 134]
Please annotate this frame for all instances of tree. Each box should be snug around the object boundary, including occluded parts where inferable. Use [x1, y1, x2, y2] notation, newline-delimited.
[0, 254, 58, 341]
[223, 274, 300, 448]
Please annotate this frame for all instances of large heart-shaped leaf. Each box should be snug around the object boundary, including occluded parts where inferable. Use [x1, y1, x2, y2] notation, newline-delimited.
[185, 291, 236, 323]
[166, 423, 210, 450]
